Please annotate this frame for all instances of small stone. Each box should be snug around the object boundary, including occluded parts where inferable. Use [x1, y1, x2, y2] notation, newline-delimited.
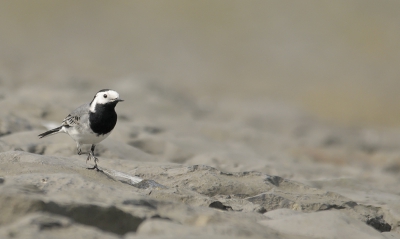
[209, 201, 233, 211]
[133, 179, 167, 189]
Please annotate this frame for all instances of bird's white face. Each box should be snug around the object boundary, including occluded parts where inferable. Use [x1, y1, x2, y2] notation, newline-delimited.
[90, 89, 123, 112]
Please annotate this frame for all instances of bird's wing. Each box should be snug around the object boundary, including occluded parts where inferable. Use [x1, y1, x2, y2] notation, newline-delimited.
[62, 103, 90, 127]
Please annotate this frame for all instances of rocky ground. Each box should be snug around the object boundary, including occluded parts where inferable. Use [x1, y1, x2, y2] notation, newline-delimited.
[1, 78, 400, 239]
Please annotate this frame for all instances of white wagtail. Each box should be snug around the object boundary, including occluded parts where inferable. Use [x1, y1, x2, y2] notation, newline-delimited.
[38, 89, 123, 171]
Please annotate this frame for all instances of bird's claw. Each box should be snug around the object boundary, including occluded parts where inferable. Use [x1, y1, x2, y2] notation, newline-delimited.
[86, 152, 99, 168]
[86, 164, 102, 172]
[86, 153, 97, 161]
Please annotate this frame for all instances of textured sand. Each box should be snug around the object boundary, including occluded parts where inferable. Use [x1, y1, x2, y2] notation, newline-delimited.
[1, 1, 400, 238]
[0, 79, 400, 239]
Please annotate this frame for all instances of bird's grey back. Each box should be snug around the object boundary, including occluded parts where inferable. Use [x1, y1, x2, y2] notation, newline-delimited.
[62, 103, 90, 127]
[70, 103, 90, 117]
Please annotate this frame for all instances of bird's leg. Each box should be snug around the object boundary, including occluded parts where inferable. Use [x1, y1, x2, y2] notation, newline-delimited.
[86, 152, 91, 164]
[77, 145, 82, 155]
[87, 144, 100, 171]
[91, 144, 99, 165]
[85, 145, 97, 163]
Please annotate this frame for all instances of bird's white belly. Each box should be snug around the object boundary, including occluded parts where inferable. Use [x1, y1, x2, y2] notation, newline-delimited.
[66, 127, 110, 145]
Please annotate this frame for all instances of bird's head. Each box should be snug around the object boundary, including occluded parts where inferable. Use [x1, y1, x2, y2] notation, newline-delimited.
[90, 89, 123, 112]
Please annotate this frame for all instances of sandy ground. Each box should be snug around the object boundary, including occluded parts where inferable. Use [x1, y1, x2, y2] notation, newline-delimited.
[1, 2, 400, 238]
[0, 78, 400, 239]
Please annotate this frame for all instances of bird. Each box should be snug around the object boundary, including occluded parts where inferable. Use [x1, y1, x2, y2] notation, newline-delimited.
[38, 89, 123, 171]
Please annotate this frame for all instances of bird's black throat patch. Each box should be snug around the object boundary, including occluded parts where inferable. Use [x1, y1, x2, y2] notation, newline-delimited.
[89, 101, 118, 135]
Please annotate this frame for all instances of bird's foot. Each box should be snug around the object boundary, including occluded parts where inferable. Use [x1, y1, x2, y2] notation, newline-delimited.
[86, 152, 99, 163]
[85, 152, 100, 171]
[86, 164, 102, 172]
[86, 154, 91, 163]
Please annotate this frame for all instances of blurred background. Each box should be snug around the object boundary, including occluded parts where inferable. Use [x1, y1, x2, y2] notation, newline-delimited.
[0, 0, 400, 127]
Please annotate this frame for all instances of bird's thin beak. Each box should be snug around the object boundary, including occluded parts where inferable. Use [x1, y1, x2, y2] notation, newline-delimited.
[116, 98, 124, 102]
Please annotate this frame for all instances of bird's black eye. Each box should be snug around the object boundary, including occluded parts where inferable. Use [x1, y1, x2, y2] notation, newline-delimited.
[103, 94, 107, 98]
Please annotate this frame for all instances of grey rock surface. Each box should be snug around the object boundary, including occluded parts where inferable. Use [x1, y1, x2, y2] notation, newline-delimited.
[0, 80, 400, 239]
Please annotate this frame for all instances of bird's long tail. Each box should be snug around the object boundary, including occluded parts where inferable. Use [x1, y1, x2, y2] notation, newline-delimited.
[38, 126, 63, 138]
